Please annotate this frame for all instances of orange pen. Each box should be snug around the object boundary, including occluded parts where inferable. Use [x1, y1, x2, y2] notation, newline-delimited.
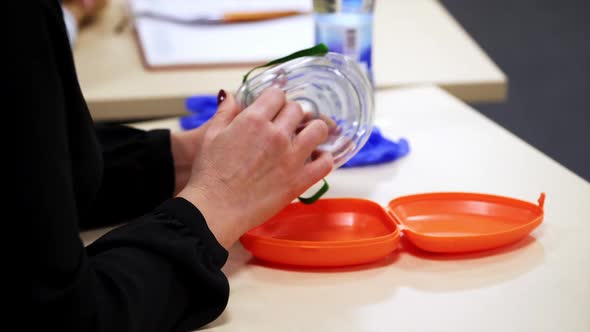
[131, 9, 307, 25]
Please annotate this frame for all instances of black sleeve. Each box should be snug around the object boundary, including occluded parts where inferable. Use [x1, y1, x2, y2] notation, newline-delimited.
[85, 124, 177, 229]
[35, 199, 230, 332]
[26, 2, 229, 331]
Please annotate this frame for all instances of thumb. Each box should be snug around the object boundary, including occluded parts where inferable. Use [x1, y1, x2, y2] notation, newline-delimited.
[211, 89, 241, 128]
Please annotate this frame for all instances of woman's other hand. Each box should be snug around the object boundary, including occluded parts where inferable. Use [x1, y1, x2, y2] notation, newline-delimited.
[170, 120, 210, 195]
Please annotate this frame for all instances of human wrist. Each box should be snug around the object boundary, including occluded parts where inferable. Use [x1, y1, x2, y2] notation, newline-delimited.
[177, 186, 242, 250]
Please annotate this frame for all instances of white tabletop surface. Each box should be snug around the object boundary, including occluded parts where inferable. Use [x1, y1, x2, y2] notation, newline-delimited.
[73, 0, 507, 121]
[81, 86, 590, 332]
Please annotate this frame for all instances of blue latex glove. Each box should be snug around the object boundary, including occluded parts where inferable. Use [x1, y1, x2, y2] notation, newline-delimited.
[179, 95, 218, 130]
[180, 95, 410, 168]
[341, 127, 410, 168]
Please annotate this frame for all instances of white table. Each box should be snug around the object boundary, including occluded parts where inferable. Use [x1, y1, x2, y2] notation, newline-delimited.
[82, 86, 590, 332]
[73, 0, 507, 121]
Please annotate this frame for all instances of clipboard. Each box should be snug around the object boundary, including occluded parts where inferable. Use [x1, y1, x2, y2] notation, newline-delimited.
[127, 0, 316, 70]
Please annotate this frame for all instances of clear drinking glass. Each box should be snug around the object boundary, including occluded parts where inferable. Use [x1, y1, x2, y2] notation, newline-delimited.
[236, 52, 374, 169]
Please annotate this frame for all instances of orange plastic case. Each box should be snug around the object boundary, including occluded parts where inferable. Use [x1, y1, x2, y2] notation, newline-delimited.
[240, 192, 545, 267]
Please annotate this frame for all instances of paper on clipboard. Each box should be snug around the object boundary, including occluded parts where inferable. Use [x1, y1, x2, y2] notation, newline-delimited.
[128, 0, 315, 69]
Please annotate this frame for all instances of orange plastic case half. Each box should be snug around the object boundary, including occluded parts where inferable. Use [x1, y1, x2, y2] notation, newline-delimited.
[240, 192, 545, 267]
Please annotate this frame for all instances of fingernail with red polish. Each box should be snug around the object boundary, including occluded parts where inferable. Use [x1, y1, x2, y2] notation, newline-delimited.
[217, 89, 226, 106]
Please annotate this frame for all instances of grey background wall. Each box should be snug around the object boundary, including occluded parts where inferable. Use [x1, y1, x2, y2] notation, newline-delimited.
[440, 0, 590, 181]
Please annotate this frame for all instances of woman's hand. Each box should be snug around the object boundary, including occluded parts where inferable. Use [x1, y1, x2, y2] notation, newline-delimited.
[178, 88, 333, 249]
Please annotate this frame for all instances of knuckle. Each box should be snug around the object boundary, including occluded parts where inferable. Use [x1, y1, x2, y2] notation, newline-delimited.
[253, 103, 274, 117]
[243, 112, 266, 127]
[268, 126, 290, 147]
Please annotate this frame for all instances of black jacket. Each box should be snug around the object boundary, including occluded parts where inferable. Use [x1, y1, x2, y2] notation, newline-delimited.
[26, 1, 229, 331]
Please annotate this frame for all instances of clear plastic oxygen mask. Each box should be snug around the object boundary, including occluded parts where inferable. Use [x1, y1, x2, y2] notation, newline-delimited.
[236, 52, 374, 169]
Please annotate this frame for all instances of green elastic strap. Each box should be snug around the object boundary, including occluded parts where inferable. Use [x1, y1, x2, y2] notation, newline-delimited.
[242, 43, 329, 83]
[242, 43, 331, 204]
[298, 179, 330, 204]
